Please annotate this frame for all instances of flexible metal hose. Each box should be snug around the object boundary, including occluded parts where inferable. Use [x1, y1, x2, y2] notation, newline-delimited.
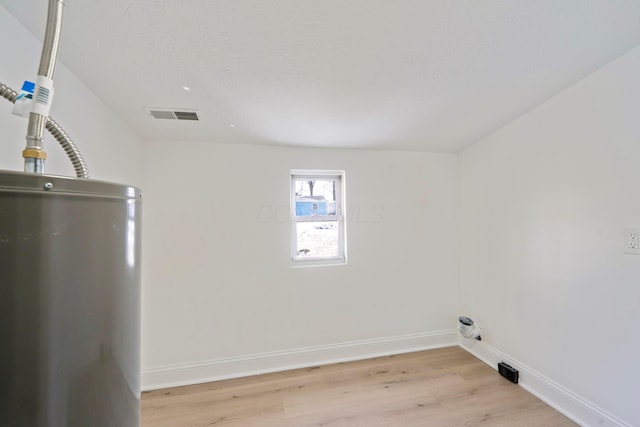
[1, 81, 90, 178]
[45, 118, 90, 178]
[0, 82, 17, 103]
[24, 0, 66, 175]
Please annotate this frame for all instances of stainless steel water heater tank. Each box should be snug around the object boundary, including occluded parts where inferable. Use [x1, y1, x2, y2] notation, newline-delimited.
[0, 170, 142, 427]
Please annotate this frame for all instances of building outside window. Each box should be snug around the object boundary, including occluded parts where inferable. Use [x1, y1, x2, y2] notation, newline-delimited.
[291, 170, 346, 265]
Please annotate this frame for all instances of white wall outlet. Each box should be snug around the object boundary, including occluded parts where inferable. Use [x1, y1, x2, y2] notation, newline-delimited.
[624, 228, 640, 255]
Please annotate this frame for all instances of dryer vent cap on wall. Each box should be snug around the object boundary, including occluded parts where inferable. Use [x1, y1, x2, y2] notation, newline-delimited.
[458, 316, 481, 340]
[146, 108, 200, 121]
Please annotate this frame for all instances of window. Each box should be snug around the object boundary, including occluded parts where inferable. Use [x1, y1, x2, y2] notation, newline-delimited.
[291, 170, 346, 265]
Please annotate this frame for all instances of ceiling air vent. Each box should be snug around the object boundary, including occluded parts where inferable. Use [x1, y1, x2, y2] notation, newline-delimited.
[174, 111, 199, 121]
[147, 108, 200, 121]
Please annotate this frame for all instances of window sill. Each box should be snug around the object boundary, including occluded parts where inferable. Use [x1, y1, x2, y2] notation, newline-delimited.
[291, 257, 347, 268]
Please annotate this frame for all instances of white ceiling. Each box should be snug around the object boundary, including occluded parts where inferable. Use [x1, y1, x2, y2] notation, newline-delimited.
[2, 0, 640, 152]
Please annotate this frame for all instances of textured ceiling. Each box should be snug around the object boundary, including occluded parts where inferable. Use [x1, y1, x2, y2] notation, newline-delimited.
[2, 0, 640, 152]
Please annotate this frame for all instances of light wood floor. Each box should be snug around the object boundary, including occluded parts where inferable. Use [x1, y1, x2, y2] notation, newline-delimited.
[142, 346, 577, 426]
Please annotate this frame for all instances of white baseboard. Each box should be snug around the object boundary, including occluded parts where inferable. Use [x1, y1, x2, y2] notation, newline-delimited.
[459, 338, 632, 427]
[142, 330, 458, 391]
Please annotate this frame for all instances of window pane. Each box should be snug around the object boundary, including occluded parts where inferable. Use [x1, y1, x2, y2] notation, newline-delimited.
[295, 221, 339, 258]
[294, 179, 338, 217]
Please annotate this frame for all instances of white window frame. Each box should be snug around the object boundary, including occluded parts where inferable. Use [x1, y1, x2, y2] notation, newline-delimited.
[291, 170, 346, 266]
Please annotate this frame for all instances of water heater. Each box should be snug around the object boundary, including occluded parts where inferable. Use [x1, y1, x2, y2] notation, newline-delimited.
[0, 170, 141, 426]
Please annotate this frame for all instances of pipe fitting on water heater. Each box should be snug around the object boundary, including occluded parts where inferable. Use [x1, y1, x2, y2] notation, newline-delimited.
[24, 76, 55, 173]
[23, 0, 64, 175]
[458, 316, 481, 340]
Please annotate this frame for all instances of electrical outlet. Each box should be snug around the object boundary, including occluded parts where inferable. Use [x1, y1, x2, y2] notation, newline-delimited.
[624, 228, 640, 255]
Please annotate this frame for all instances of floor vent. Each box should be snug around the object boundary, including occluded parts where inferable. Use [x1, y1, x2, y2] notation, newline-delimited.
[498, 362, 519, 384]
[147, 108, 200, 121]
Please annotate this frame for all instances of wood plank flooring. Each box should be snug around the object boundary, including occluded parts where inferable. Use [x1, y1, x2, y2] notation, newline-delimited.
[141, 346, 577, 426]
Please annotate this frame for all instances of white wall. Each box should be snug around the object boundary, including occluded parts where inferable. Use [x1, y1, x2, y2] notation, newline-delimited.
[459, 45, 640, 426]
[0, 5, 143, 186]
[141, 142, 459, 388]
